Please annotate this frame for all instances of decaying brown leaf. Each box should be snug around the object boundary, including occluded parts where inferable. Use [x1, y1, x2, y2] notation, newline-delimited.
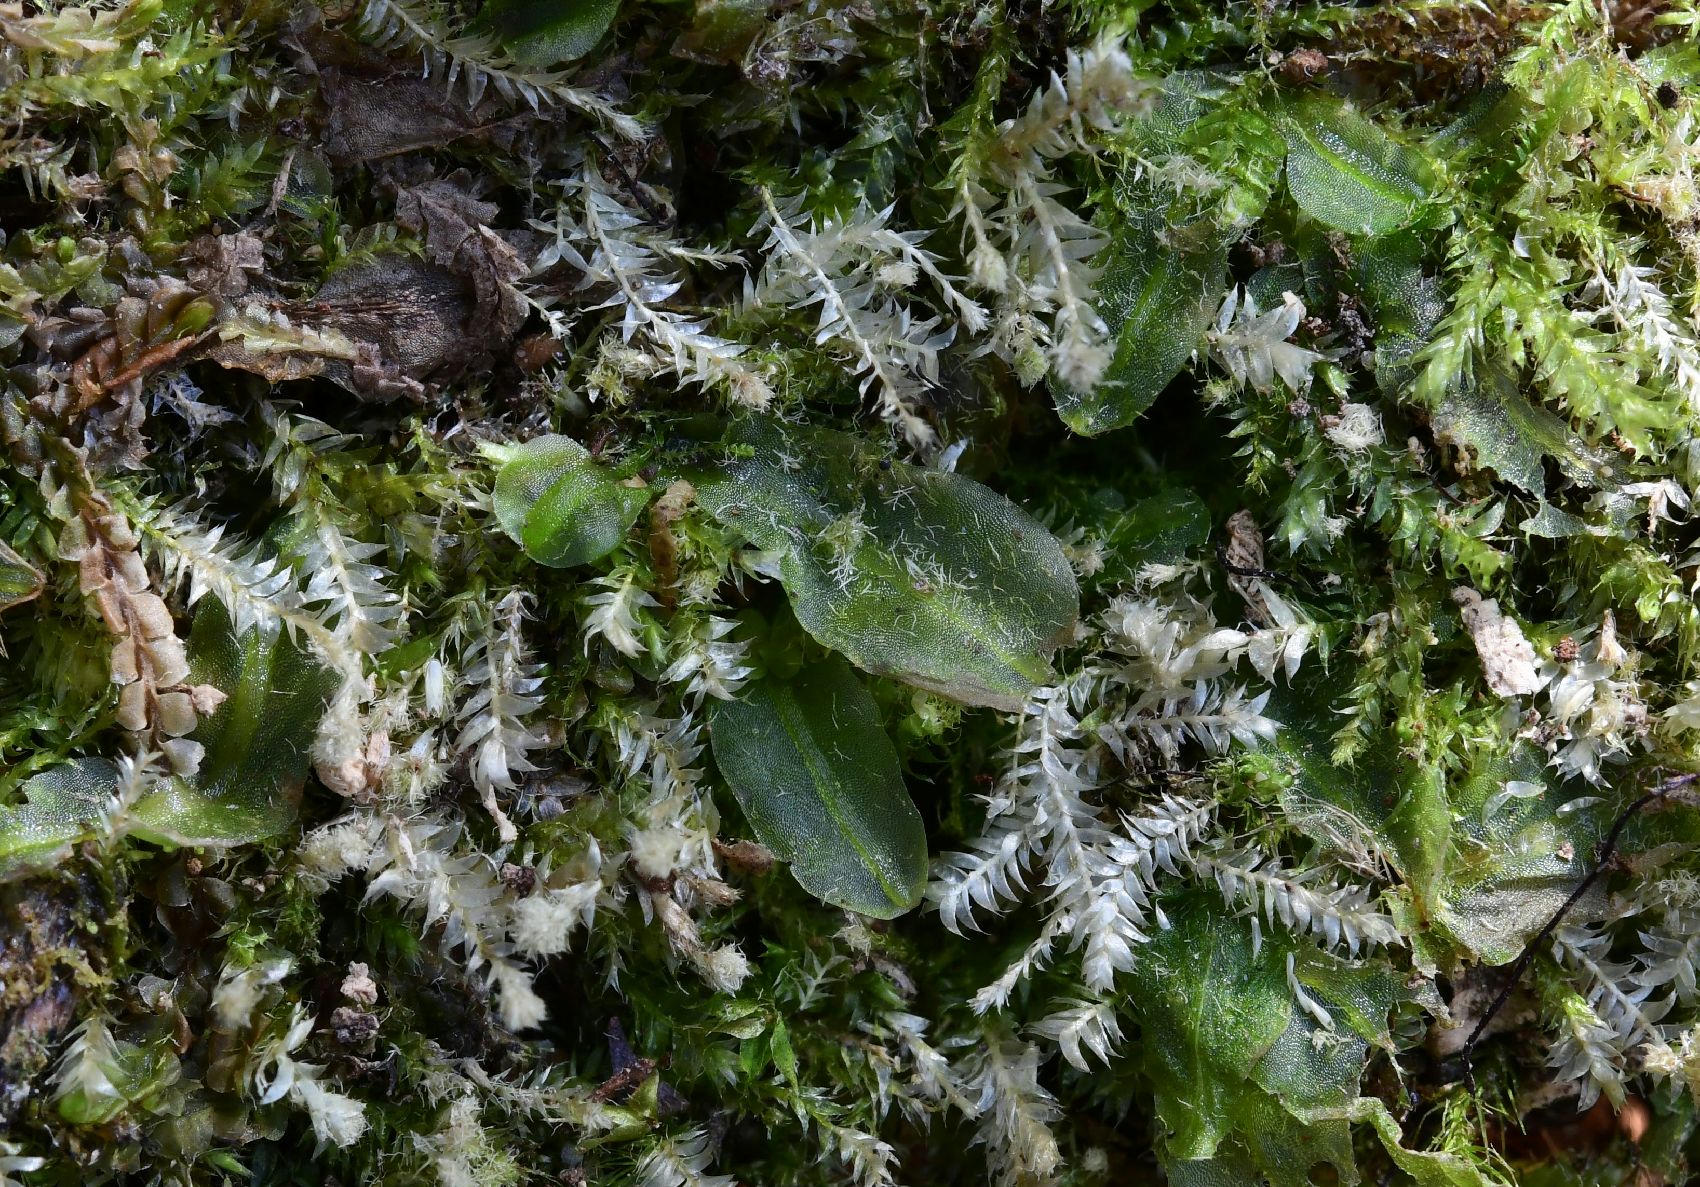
[320, 69, 529, 162]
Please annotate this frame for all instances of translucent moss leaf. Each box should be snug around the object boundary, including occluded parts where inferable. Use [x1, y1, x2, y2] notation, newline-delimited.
[1357, 235, 1446, 397]
[1520, 501, 1591, 539]
[1137, 71, 1214, 150]
[1128, 895, 1359, 1185]
[1129, 894, 1447, 1187]
[481, 0, 618, 66]
[1054, 219, 1226, 435]
[1127, 901, 1310, 1159]
[56, 1028, 181, 1125]
[1287, 946, 1413, 1053]
[0, 602, 334, 878]
[1431, 743, 1596, 966]
[492, 434, 650, 568]
[0, 540, 43, 612]
[1288, 1100, 1497, 1187]
[1434, 387, 1543, 494]
[127, 599, 337, 847]
[672, 0, 767, 64]
[1433, 365, 1620, 496]
[1261, 676, 1452, 942]
[708, 655, 925, 918]
[691, 422, 1079, 710]
[0, 758, 116, 880]
[1280, 97, 1436, 237]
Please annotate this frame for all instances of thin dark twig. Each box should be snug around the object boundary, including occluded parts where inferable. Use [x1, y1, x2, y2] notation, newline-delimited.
[597, 147, 669, 226]
[1215, 542, 1280, 581]
[1460, 772, 1700, 1090]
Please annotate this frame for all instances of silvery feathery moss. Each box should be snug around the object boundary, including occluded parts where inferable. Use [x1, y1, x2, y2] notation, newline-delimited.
[12, 0, 1700, 1184]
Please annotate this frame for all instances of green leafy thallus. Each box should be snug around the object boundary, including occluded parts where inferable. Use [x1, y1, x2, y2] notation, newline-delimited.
[494, 419, 1081, 915]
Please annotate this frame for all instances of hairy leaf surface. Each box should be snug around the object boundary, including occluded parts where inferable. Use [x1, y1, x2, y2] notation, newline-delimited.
[691, 422, 1079, 710]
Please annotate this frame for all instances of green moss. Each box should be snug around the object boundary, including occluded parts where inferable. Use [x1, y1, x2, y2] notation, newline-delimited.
[3, 1, 1700, 1184]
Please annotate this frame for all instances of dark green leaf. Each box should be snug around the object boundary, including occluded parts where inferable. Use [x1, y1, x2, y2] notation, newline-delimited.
[482, 0, 618, 67]
[1356, 235, 1447, 397]
[56, 1028, 181, 1125]
[709, 655, 926, 918]
[1288, 1100, 1498, 1187]
[1262, 676, 1452, 938]
[671, 0, 768, 64]
[768, 1016, 800, 1090]
[1054, 218, 1226, 435]
[1102, 489, 1210, 580]
[0, 758, 115, 881]
[0, 601, 335, 878]
[1432, 364, 1621, 496]
[1128, 895, 1357, 1186]
[1130, 894, 1453, 1187]
[492, 434, 650, 568]
[1432, 742, 1596, 966]
[127, 599, 338, 847]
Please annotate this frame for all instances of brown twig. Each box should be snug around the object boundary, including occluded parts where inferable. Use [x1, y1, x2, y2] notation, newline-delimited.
[1215, 541, 1280, 581]
[1460, 771, 1700, 1090]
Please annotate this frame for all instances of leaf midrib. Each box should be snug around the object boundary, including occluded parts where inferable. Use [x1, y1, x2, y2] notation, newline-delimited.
[770, 684, 909, 909]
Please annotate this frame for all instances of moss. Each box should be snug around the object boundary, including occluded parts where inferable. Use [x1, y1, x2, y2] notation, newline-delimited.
[3, 1, 1700, 1184]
